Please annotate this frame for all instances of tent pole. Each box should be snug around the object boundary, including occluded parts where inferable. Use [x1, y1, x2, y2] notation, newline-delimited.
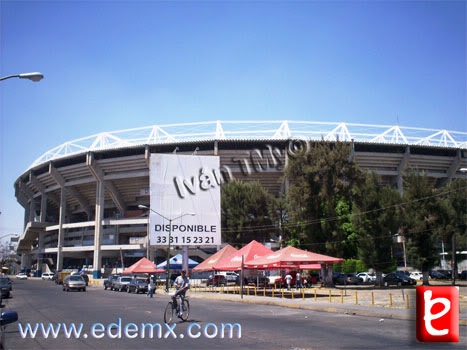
[241, 255, 244, 299]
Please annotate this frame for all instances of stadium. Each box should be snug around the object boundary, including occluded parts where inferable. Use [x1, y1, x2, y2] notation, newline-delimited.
[13, 121, 467, 277]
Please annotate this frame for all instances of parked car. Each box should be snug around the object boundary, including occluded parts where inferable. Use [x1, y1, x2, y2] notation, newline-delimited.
[437, 270, 452, 279]
[245, 276, 269, 287]
[127, 278, 148, 294]
[41, 272, 54, 280]
[335, 273, 362, 285]
[62, 275, 86, 292]
[0, 278, 11, 299]
[104, 275, 119, 290]
[224, 272, 239, 283]
[206, 275, 227, 286]
[409, 271, 422, 281]
[15, 273, 27, 280]
[383, 272, 416, 286]
[356, 272, 375, 284]
[0, 311, 18, 349]
[112, 276, 133, 292]
[429, 270, 445, 280]
[459, 271, 467, 280]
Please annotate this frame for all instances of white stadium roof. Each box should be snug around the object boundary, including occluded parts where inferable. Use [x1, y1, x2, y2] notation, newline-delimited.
[29, 121, 467, 170]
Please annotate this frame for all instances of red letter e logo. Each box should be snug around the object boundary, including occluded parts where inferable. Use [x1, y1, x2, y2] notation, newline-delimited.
[416, 286, 459, 342]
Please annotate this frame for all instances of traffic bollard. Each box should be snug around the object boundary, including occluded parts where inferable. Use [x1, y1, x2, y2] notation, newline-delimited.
[329, 289, 331, 303]
[406, 294, 409, 309]
[314, 288, 317, 301]
[254, 286, 257, 297]
[389, 293, 392, 307]
[371, 292, 374, 306]
[263, 286, 266, 297]
[302, 288, 305, 301]
[340, 290, 343, 304]
[355, 291, 358, 305]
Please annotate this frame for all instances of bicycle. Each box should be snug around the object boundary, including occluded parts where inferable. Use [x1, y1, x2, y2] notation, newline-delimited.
[164, 294, 190, 323]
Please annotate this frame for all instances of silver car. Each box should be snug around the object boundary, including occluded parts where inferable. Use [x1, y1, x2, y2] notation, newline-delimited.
[63, 275, 86, 292]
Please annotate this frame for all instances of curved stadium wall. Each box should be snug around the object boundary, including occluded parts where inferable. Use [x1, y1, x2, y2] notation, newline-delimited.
[13, 121, 467, 275]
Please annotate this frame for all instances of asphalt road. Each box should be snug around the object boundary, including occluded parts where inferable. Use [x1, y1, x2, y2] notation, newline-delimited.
[3, 279, 466, 349]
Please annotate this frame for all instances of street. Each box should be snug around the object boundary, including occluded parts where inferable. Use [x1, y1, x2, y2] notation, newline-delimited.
[3, 279, 466, 349]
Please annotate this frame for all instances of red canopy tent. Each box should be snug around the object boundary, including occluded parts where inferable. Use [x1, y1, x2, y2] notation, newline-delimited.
[213, 240, 273, 271]
[244, 246, 343, 269]
[193, 245, 238, 272]
[122, 257, 166, 274]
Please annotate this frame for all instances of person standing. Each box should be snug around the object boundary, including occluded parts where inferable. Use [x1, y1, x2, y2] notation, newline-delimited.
[147, 275, 155, 298]
[285, 273, 292, 291]
[295, 272, 303, 290]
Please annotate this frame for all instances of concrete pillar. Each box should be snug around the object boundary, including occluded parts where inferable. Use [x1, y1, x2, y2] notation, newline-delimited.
[21, 254, 32, 269]
[29, 199, 36, 222]
[24, 207, 30, 229]
[57, 188, 66, 271]
[93, 180, 104, 278]
[37, 193, 48, 274]
[214, 140, 218, 156]
[182, 246, 189, 274]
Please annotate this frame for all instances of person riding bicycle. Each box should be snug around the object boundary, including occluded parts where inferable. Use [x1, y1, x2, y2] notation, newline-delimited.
[172, 269, 190, 318]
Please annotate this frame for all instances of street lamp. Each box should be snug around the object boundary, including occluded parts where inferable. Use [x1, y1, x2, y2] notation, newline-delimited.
[138, 205, 195, 292]
[0, 72, 44, 82]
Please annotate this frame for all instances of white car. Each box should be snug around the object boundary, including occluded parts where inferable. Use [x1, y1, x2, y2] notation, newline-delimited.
[410, 271, 422, 280]
[356, 272, 376, 283]
[41, 272, 54, 280]
[16, 273, 28, 280]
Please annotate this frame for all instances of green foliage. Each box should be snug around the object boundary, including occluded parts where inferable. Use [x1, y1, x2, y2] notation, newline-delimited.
[333, 259, 366, 273]
[285, 141, 365, 256]
[221, 180, 275, 245]
[401, 171, 443, 277]
[352, 172, 400, 274]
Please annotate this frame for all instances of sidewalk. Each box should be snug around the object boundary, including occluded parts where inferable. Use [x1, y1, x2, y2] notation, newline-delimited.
[154, 288, 467, 325]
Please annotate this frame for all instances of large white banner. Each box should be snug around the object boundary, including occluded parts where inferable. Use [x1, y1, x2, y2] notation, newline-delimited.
[149, 154, 221, 246]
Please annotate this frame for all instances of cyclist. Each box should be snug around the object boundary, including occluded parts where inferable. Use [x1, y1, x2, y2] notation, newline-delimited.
[172, 269, 190, 318]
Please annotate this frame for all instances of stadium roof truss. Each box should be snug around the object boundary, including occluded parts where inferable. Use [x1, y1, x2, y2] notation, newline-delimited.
[29, 121, 467, 171]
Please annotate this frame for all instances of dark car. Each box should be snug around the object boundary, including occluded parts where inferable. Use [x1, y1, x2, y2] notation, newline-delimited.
[437, 270, 452, 279]
[429, 270, 445, 279]
[334, 273, 362, 285]
[383, 272, 416, 286]
[245, 276, 269, 287]
[104, 275, 119, 290]
[206, 275, 227, 287]
[459, 271, 467, 280]
[127, 278, 148, 294]
[0, 278, 11, 299]
[0, 311, 18, 349]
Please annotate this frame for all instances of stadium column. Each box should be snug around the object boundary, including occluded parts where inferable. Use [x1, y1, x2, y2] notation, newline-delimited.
[93, 180, 104, 279]
[394, 146, 410, 195]
[57, 188, 66, 271]
[37, 193, 48, 273]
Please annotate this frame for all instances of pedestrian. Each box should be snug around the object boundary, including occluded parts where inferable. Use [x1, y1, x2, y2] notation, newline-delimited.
[285, 273, 292, 291]
[147, 275, 155, 298]
[296, 272, 303, 290]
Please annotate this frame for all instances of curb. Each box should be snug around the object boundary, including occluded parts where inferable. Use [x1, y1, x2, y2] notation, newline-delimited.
[156, 291, 467, 326]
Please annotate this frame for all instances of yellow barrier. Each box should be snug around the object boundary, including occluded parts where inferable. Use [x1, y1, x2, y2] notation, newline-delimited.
[329, 289, 332, 303]
[292, 290, 295, 300]
[272, 288, 275, 298]
[406, 294, 409, 309]
[355, 291, 358, 305]
[314, 288, 317, 301]
[389, 293, 392, 307]
[340, 290, 343, 304]
[302, 289, 305, 301]
[371, 292, 374, 306]
[281, 288, 284, 299]
[263, 287, 266, 297]
[254, 286, 257, 296]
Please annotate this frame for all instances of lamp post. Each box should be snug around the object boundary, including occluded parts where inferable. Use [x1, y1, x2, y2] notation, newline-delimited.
[0, 72, 44, 82]
[138, 205, 195, 292]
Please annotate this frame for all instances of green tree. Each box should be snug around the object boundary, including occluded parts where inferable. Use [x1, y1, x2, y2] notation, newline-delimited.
[221, 180, 275, 245]
[440, 179, 467, 284]
[352, 172, 401, 286]
[285, 141, 365, 256]
[401, 171, 447, 285]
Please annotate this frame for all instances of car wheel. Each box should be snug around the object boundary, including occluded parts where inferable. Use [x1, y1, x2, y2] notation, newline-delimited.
[397, 281, 402, 287]
[119, 287, 123, 292]
[384, 281, 388, 287]
[83, 288, 86, 292]
[104, 286, 107, 290]
[127, 287, 131, 293]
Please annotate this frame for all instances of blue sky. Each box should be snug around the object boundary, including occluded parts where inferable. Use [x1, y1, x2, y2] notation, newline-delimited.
[0, 0, 466, 240]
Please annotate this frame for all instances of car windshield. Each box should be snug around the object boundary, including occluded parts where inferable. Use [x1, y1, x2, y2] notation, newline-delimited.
[70, 276, 84, 281]
[134, 279, 146, 284]
[121, 278, 132, 282]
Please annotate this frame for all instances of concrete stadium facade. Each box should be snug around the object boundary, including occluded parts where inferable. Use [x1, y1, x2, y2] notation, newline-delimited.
[13, 121, 467, 277]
